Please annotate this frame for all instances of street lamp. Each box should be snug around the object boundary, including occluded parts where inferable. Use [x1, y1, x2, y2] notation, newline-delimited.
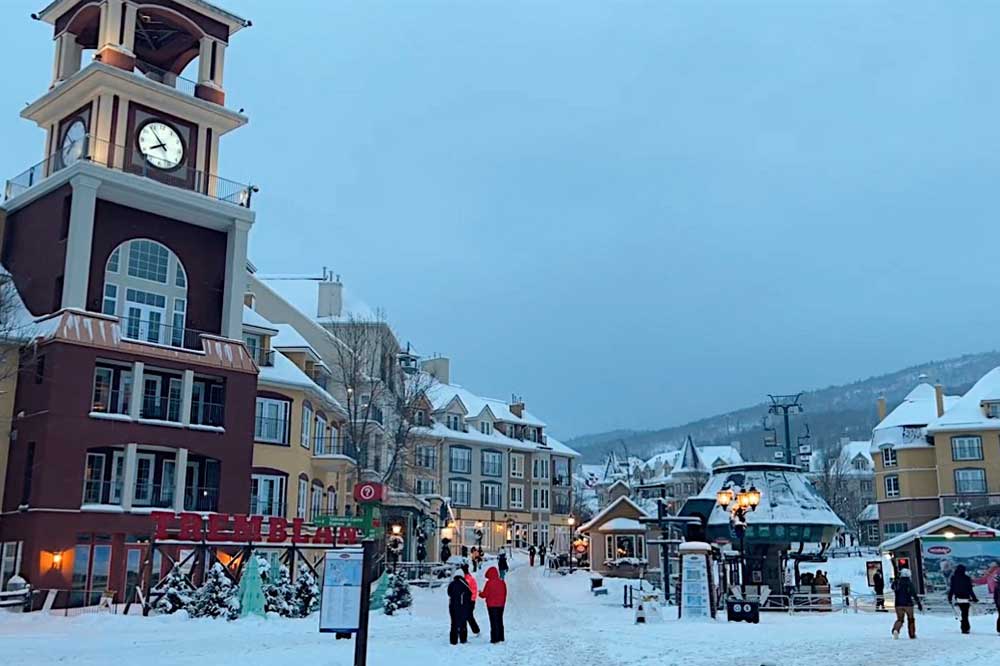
[716, 484, 762, 584]
[567, 516, 576, 573]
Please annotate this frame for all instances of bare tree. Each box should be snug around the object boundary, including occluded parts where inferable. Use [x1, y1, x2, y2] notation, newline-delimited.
[0, 271, 35, 382]
[812, 444, 864, 536]
[325, 312, 435, 488]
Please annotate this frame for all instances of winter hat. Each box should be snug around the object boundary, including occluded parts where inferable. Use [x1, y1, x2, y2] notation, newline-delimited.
[899, 568, 911, 578]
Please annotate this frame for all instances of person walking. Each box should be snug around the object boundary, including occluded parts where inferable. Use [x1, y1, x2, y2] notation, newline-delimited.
[947, 564, 978, 634]
[813, 570, 829, 587]
[528, 545, 536, 567]
[539, 544, 547, 568]
[993, 572, 1000, 634]
[873, 569, 886, 612]
[447, 572, 472, 645]
[460, 564, 481, 637]
[891, 568, 922, 639]
[498, 551, 509, 580]
[480, 566, 508, 644]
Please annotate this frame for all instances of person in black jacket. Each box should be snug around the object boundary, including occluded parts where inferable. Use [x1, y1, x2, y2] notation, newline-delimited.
[947, 564, 978, 634]
[873, 569, 885, 611]
[447, 573, 472, 645]
[498, 551, 510, 579]
[891, 568, 922, 639]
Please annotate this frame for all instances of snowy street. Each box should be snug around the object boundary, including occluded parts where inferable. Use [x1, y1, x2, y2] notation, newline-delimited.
[2, 558, 999, 666]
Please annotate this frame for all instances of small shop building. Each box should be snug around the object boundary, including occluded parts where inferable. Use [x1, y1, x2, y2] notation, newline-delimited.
[577, 484, 660, 579]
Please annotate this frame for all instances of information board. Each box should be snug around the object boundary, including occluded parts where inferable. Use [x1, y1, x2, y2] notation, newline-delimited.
[680, 553, 711, 618]
[320, 549, 364, 633]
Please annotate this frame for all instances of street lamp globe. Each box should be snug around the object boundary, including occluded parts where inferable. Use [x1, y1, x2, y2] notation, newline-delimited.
[746, 485, 761, 508]
[716, 488, 734, 507]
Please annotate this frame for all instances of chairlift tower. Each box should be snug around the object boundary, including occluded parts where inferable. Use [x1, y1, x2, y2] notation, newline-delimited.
[767, 394, 803, 467]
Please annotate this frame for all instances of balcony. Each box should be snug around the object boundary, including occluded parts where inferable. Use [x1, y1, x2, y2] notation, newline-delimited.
[312, 437, 356, 470]
[4, 134, 254, 208]
[248, 347, 275, 367]
[249, 495, 287, 518]
[82, 479, 219, 513]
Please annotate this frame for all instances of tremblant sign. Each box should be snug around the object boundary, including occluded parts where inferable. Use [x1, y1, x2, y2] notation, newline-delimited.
[150, 511, 362, 544]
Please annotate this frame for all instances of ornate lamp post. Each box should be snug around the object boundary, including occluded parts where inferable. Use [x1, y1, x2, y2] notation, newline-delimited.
[716, 485, 762, 583]
[567, 516, 576, 573]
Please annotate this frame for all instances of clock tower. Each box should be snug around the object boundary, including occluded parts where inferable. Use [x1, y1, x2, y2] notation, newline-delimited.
[0, 1, 260, 601]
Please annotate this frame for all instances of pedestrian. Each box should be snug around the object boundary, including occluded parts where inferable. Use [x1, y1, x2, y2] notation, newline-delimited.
[993, 572, 1000, 634]
[447, 572, 472, 645]
[873, 568, 886, 612]
[947, 564, 978, 634]
[498, 552, 509, 580]
[539, 544, 547, 568]
[891, 568, 922, 639]
[528, 544, 536, 567]
[480, 565, 508, 644]
[460, 564, 481, 637]
[813, 570, 829, 587]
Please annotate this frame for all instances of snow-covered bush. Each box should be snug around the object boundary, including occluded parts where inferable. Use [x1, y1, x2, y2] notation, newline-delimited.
[154, 565, 194, 615]
[261, 559, 297, 617]
[604, 557, 648, 568]
[294, 563, 321, 617]
[188, 563, 239, 620]
[383, 571, 412, 616]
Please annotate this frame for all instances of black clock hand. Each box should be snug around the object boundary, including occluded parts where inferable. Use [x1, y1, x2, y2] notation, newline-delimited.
[151, 128, 165, 145]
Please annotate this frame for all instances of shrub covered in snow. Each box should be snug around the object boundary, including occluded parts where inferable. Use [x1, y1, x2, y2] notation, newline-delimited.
[188, 563, 240, 620]
[154, 565, 195, 615]
[294, 563, 321, 617]
[383, 571, 413, 616]
[604, 557, 648, 568]
[259, 557, 298, 617]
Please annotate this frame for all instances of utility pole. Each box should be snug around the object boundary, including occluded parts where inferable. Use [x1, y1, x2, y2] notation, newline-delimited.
[767, 394, 803, 467]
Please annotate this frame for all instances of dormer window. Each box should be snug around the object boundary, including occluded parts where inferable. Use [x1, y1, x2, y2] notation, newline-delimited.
[414, 409, 426, 426]
[446, 413, 462, 431]
[480, 421, 492, 435]
[985, 401, 1000, 418]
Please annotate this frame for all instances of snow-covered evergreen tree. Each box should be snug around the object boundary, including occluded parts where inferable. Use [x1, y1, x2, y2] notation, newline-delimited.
[294, 563, 321, 617]
[262, 561, 297, 617]
[154, 565, 194, 615]
[188, 563, 240, 620]
[383, 571, 412, 616]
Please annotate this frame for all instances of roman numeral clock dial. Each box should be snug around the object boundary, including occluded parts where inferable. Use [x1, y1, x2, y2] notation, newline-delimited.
[137, 121, 185, 170]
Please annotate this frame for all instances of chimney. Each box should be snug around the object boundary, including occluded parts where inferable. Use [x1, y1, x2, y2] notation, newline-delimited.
[509, 397, 524, 418]
[317, 274, 343, 319]
[420, 357, 450, 384]
[935, 382, 945, 417]
[877, 395, 887, 422]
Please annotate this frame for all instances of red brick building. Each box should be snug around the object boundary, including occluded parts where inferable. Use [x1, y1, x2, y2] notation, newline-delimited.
[0, 0, 257, 605]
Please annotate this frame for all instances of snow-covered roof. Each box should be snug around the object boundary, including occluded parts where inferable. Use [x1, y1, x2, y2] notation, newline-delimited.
[857, 504, 878, 522]
[597, 517, 645, 532]
[414, 421, 538, 452]
[257, 276, 378, 324]
[671, 437, 708, 475]
[639, 444, 744, 486]
[542, 435, 581, 458]
[872, 383, 959, 450]
[578, 495, 650, 533]
[427, 381, 547, 428]
[242, 306, 279, 334]
[925, 367, 1000, 433]
[808, 440, 873, 475]
[271, 323, 319, 357]
[258, 350, 344, 416]
[878, 516, 999, 552]
[694, 463, 845, 528]
[0, 267, 43, 342]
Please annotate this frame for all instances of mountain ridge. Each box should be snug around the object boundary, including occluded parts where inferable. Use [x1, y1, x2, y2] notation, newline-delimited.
[567, 350, 1000, 463]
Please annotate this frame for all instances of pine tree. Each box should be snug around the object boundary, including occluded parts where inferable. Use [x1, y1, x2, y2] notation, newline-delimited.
[383, 571, 412, 616]
[262, 561, 298, 617]
[189, 563, 240, 620]
[154, 565, 194, 615]
[294, 562, 321, 617]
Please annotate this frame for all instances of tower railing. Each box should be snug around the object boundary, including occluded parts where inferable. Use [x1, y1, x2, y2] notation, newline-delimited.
[3, 134, 255, 208]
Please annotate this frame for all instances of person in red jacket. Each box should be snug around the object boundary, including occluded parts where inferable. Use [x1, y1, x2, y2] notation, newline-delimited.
[479, 566, 508, 643]
[461, 564, 480, 636]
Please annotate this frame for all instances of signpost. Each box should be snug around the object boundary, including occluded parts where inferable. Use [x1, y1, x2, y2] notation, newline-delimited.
[320, 539, 376, 666]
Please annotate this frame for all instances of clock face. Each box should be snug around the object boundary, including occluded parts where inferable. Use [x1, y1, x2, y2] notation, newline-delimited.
[61, 119, 86, 165]
[137, 121, 185, 170]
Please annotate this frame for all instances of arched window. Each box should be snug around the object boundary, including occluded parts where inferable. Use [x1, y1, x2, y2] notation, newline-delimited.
[103, 239, 188, 347]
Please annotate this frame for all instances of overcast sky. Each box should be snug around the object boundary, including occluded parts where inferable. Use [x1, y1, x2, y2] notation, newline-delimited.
[2, 1, 998, 438]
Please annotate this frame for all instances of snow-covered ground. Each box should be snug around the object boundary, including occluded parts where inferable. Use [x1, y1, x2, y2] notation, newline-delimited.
[2, 557, 998, 666]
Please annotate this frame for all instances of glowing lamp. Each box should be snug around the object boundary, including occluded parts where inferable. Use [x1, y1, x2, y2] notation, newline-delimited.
[391, 524, 402, 536]
[716, 488, 734, 507]
[746, 485, 761, 508]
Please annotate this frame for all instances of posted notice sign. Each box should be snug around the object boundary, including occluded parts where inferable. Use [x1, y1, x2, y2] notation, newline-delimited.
[680, 554, 711, 619]
[320, 549, 364, 633]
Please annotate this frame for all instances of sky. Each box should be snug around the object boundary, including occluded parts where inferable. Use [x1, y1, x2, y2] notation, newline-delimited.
[2, 1, 999, 439]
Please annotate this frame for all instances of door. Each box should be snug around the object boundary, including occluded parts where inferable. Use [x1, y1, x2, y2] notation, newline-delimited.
[167, 378, 182, 422]
[123, 546, 144, 604]
[124, 289, 167, 343]
[133, 453, 155, 505]
[184, 462, 200, 510]
[142, 376, 162, 419]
